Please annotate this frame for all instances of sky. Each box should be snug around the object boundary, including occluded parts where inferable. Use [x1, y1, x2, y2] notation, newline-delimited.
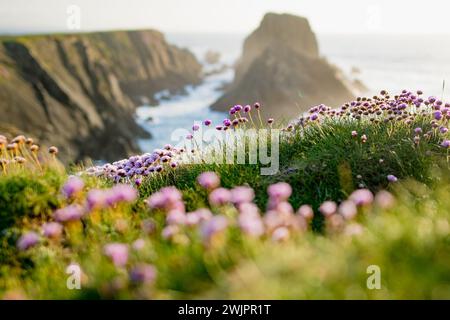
[0, 0, 449, 35]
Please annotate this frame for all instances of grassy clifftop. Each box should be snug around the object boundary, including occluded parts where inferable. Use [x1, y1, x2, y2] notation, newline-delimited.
[0, 90, 449, 299]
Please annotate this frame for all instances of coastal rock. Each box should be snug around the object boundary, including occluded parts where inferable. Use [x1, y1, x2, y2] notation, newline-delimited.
[0, 30, 202, 163]
[211, 13, 361, 119]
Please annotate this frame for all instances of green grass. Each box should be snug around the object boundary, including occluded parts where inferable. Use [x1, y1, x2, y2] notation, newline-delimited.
[0, 113, 449, 299]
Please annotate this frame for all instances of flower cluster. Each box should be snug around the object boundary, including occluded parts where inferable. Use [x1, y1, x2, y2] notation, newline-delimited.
[85, 102, 271, 182]
[289, 89, 449, 149]
[85, 146, 184, 183]
[143, 171, 395, 245]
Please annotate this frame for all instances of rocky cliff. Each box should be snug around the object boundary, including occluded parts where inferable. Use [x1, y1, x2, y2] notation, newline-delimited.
[0, 30, 202, 162]
[211, 13, 362, 119]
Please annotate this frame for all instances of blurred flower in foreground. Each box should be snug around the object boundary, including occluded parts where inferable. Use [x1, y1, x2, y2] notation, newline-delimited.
[42, 222, 63, 239]
[17, 232, 40, 251]
[197, 172, 220, 190]
[61, 176, 84, 199]
[104, 243, 129, 267]
[387, 174, 398, 183]
[129, 264, 157, 285]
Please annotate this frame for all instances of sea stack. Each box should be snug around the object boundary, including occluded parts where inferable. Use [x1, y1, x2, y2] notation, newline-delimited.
[211, 13, 363, 119]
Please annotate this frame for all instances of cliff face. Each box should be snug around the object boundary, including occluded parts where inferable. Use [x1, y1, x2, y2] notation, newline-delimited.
[0, 30, 202, 162]
[211, 13, 359, 119]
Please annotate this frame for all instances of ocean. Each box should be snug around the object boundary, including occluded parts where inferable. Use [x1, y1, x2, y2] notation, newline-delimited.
[136, 33, 450, 152]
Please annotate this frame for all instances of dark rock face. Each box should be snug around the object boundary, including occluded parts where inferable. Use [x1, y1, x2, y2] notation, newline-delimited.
[211, 13, 359, 119]
[0, 30, 202, 163]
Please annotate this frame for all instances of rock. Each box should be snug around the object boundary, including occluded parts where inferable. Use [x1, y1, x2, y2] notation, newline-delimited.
[0, 30, 202, 163]
[211, 13, 362, 119]
[204, 50, 221, 65]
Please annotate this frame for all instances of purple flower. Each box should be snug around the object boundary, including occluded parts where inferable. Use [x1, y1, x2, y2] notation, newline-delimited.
[267, 182, 292, 201]
[132, 238, 146, 251]
[200, 215, 228, 242]
[197, 172, 220, 190]
[234, 105, 242, 112]
[146, 187, 183, 212]
[208, 188, 231, 206]
[297, 204, 314, 220]
[192, 124, 200, 131]
[271, 227, 290, 242]
[267, 118, 274, 124]
[441, 140, 450, 148]
[243, 105, 251, 113]
[17, 232, 39, 251]
[440, 127, 449, 134]
[215, 125, 223, 131]
[129, 264, 157, 284]
[54, 204, 85, 222]
[166, 210, 186, 225]
[338, 200, 358, 220]
[104, 243, 129, 267]
[106, 184, 138, 205]
[375, 190, 396, 209]
[87, 189, 106, 211]
[319, 201, 337, 217]
[61, 176, 84, 199]
[186, 134, 193, 140]
[351, 130, 358, 137]
[387, 174, 398, 183]
[223, 119, 231, 127]
[204, 119, 212, 126]
[434, 111, 442, 120]
[414, 127, 422, 134]
[349, 189, 374, 206]
[230, 186, 255, 205]
[238, 214, 264, 237]
[254, 102, 261, 109]
[133, 177, 142, 187]
[42, 222, 63, 239]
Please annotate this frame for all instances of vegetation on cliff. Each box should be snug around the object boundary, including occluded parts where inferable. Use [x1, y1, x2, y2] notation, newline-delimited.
[0, 89, 449, 299]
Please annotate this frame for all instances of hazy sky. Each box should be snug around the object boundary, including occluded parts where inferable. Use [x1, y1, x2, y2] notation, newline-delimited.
[0, 0, 449, 35]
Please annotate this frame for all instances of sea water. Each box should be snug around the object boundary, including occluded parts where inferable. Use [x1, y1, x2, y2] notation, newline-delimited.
[136, 33, 450, 153]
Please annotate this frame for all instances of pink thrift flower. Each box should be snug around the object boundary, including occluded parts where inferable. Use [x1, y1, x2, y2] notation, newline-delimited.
[208, 188, 231, 206]
[267, 182, 292, 201]
[297, 204, 314, 221]
[349, 189, 374, 206]
[197, 172, 220, 190]
[54, 204, 85, 222]
[61, 176, 84, 199]
[338, 200, 358, 220]
[319, 201, 337, 217]
[17, 232, 39, 251]
[375, 190, 396, 209]
[104, 243, 129, 267]
[42, 222, 63, 239]
[271, 227, 290, 242]
[230, 186, 255, 205]
[129, 264, 157, 284]
[200, 215, 228, 242]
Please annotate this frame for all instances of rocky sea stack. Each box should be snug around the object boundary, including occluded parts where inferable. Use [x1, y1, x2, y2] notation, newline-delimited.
[211, 13, 364, 119]
[0, 30, 202, 163]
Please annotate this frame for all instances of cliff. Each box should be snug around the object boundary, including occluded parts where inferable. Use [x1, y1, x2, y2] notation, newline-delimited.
[0, 30, 202, 162]
[211, 13, 361, 119]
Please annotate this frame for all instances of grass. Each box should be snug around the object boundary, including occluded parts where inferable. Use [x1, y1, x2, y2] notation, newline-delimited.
[0, 94, 449, 299]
